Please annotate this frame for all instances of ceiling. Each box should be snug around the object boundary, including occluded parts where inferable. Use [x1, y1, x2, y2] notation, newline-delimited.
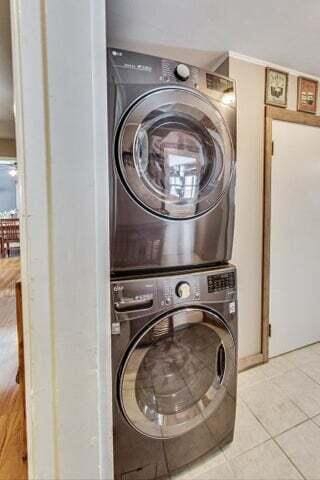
[1, 0, 320, 139]
[0, 0, 14, 139]
[107, 0, 320, 75]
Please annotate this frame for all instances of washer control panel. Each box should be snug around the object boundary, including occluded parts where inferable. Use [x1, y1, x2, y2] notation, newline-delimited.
[207, 271, 236, 293]
[111, 266, 237, 319]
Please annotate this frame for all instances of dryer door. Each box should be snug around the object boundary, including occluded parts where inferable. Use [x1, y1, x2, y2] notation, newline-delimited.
[119, 307, 236, 439]
[117, 88, 235, 219]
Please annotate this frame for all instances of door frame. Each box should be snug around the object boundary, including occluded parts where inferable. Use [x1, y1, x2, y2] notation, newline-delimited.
[262, 106, 320, 362]
[10, 0, 113, 478]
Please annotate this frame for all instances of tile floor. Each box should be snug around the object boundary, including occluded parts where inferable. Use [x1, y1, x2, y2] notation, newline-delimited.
[172, 342, 320, 480]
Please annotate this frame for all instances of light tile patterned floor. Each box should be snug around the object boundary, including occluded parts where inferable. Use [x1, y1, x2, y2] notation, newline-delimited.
[172, 342, 320, 480]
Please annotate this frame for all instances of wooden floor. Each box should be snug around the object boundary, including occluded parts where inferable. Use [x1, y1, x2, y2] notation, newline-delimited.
[0, 258, 27, 480]
[0, 258, 20, 297]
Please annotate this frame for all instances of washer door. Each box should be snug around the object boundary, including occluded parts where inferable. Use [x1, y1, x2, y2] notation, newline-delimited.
[119, 308, 236, 439]
[117, 88, 235, 219]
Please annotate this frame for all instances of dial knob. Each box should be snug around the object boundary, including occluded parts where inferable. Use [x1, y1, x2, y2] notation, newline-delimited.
[176, 282, 191, 299]
[175, 64, 190, 81]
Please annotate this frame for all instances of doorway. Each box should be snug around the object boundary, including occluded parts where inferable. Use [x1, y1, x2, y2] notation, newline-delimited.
[262, 106, 320, 360]
[0, 142, 27, 478]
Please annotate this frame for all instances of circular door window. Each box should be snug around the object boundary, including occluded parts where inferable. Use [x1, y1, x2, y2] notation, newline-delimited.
[119, 308, 236, 439]
[117, 88, 235, 219]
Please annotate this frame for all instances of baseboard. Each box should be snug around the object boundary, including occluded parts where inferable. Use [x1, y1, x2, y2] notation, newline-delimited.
[238, 353, 264, 372]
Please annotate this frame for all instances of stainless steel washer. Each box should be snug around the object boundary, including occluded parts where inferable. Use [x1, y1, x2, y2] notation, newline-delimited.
[108, 48, 237, 275]
[111, 265, 238, 479]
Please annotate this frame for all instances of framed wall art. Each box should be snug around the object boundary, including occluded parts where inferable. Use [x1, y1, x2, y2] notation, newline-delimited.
[297, 77, 318, 114]
[265, 68, 288, 108]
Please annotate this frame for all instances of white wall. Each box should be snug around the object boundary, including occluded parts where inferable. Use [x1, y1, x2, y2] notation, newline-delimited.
[229, 58, 265, 358]
[229, 55, 320, 359]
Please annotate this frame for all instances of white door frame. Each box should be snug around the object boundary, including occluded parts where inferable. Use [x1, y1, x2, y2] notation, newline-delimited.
[10, 1, 113, 478]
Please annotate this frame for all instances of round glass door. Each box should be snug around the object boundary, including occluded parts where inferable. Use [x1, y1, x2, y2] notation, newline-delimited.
[119, 308, 236, 439]
[117, 87, 235, 219]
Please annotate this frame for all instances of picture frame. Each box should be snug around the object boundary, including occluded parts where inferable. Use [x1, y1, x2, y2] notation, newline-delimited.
[297, 76, 318, 114]
[265, 68, 288, 108]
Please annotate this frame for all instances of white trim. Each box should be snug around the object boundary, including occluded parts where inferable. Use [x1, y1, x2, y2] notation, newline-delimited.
[91, 2, 113, 478]
[209, 52, 229, 73]
[10, 2, 57, 475]
[229, 51, 320, 81]
[10, 0, 113, 478]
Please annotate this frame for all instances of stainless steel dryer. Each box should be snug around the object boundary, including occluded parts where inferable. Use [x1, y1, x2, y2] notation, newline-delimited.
[111, 265, 238, 479]
[108, 48, 236, 275]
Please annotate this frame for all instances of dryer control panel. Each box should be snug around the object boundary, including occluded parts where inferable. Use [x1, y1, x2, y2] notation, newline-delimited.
[108, 48, 236, 105]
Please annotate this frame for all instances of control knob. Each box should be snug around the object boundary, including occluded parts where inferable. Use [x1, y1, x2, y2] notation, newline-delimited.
[174, 64, 190, 81]
[176, 281, 191, 299]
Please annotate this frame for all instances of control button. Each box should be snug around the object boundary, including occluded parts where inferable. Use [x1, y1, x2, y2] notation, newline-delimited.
[176, 282, 191, 299]
[175, 64, 190, 81]
[111, 322, 121, 335]
[165, 298, 171, 305]
[229, 302, 236, 314]
[195, 292, 200, 300]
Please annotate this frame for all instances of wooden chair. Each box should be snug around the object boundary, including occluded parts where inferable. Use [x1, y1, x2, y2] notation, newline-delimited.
[0, 219, 4, 257]
[0, 219, 20, 257]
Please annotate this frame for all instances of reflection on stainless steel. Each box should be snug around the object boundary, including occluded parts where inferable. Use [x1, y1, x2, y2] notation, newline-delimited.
[120, 308, 235, 439]
[136, 113, 210, 209]
[113, 224, 164, 268]
[136, 324, 216, 414]
[120, 89, 233, 220]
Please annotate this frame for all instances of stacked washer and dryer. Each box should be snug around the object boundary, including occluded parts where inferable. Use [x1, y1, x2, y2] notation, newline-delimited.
[108, 48, 238, 480]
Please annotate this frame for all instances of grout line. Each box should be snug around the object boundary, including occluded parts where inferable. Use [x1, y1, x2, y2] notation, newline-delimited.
[267, 371, 317, 420]
[310, 415, 320, 428]
[238, 361, 297, 394]
[238, 397, 273, 438]
[273, 436, 307, 480]
[226, 437, 306, 480]
[294, 364, 320, 389]
[238, 360, 317, 436]
[272, 418, 310, 440]
[225, 436, 271, 462]
[242, 387, 309, 439]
